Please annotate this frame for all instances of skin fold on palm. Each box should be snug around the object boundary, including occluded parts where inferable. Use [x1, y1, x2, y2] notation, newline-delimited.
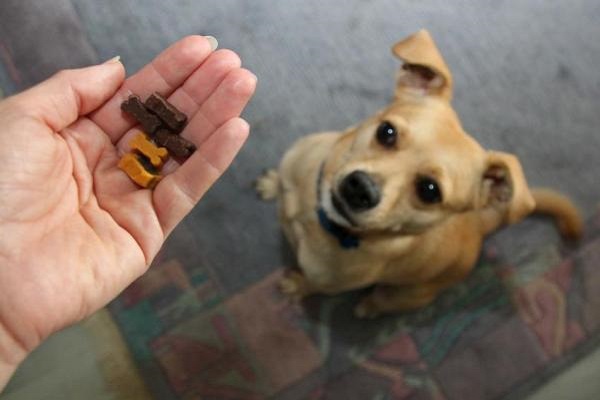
[0, 35, 257, 381]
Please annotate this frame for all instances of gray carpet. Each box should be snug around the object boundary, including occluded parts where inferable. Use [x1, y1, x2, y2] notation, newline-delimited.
[1, 1, 599, 399]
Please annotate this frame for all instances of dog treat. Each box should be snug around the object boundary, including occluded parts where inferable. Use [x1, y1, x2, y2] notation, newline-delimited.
[119, 93, 196, 188]
[121, 95, 162, 135]
[118, 153, 161, 189]
[129, 132, 169, 168]
[154, 129, 197, 159]
[144, 92, 188, 134]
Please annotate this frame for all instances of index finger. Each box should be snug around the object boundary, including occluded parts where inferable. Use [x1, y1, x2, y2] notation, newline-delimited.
[89, 35, 216, 143]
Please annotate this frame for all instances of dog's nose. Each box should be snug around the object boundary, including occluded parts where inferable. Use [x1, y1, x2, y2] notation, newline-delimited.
[339, 171, 381, 211]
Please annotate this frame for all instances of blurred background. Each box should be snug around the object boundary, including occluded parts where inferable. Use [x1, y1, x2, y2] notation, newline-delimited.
[1, 1, 599, 399]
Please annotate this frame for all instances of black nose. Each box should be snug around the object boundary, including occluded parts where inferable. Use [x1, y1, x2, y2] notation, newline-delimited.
[339, 171, 381, 211]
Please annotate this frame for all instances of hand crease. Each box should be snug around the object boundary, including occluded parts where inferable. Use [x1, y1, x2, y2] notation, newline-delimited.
[149, 61, 178, 94]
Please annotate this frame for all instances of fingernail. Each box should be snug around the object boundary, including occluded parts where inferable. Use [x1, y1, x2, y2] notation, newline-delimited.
[245, 72, 258, 87]
[205, 36, 218, 51]
[103, 55, 121, 64]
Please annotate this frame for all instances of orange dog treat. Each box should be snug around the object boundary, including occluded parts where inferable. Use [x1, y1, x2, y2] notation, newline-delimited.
[118, 153, 161, 189]
[129, 132, 169, 168]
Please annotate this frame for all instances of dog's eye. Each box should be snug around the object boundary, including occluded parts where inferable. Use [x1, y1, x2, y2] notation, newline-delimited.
[376, 121, 397, 148]
[415, 177, 442, 204]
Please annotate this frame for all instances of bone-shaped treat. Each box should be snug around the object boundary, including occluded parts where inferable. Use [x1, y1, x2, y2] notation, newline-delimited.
[120, 95, 162, 135]
[144, 92, 188, 134]
[129, 132, 169, 168]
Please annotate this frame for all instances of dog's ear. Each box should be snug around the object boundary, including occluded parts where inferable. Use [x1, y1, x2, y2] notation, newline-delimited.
[392, 30, 453, 100]
[479, 151, 535, 224]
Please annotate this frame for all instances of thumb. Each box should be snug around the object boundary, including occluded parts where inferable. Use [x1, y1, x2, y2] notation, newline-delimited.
[10, 58, 126, 132]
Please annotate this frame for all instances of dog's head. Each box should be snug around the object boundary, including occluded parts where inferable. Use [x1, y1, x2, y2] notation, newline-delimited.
[319, 30, 534, 234]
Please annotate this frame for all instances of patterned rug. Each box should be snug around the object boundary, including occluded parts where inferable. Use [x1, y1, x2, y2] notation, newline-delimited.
[109, 210, 600, 400]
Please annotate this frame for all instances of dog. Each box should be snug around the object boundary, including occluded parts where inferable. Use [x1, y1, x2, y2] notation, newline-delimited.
[256, 30, 582, 318]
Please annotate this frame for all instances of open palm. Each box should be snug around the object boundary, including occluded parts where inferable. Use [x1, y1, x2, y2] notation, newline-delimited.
[0, 36, 256, 362]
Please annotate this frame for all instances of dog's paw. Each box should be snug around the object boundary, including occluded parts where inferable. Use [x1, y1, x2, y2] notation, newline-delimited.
[354, 298, 382, 319]
[278, 278, 303, 303]
[278, 272, 310, 303]
[278, 276, 305, 300]
[255, 169, 279, 201]
[279, 276, 300, 294]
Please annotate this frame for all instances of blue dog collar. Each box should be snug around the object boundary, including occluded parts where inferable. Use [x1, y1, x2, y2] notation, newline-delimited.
[317, 207, 360, 249]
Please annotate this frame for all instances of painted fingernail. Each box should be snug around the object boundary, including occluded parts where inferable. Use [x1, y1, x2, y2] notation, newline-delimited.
[205, 36, 218, 51]
[103, 55, 121, 64]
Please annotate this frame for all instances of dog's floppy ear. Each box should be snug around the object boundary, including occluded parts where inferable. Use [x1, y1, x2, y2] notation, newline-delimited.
[392, 30, 453, 100]
[480, 151, 535, 224]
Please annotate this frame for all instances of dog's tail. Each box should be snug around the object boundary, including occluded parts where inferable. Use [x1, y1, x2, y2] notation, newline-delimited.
[531, 188, 583, 240]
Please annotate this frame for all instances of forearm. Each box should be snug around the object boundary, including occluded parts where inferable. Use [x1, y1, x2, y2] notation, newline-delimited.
[0, 323, 26, 391]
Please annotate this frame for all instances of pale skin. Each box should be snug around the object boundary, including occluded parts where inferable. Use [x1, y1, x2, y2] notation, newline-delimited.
[0, 35, 256, 389]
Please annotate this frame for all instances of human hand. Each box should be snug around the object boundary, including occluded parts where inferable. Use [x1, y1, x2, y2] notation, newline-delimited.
[0, 36, 256, 386]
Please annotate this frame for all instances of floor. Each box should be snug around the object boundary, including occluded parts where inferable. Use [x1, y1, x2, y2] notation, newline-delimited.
[3, 309, 600, 400]
[2, 310, 149, 400]
[528, 347, 600, 400]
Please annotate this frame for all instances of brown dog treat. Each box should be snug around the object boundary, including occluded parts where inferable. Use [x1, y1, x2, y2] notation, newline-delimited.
[144, 92, 187, 134]
[155, 129, 197, 160]
[121, 95, 162, 135]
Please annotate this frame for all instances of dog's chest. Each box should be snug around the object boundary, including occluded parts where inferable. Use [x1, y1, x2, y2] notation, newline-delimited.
[298, 223, 414, 290]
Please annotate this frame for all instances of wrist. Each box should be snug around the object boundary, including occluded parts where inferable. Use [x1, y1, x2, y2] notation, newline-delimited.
[0, 322, 27, 390]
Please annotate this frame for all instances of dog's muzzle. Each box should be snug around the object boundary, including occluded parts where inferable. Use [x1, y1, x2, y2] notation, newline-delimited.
[339, 171, 381, 211]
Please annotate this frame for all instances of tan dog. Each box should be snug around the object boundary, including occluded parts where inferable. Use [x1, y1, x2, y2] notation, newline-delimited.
[256, 30, 582, 318]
